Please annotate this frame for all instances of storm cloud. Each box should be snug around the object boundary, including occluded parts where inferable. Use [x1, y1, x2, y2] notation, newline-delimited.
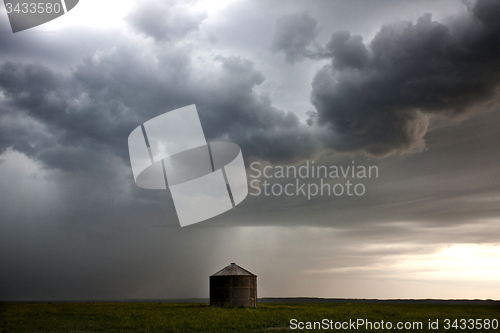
[0, 44, 315, 179]
[274, 0, 500, 156]
[126, 0, 207, 42]
[271, 12, 319, 64]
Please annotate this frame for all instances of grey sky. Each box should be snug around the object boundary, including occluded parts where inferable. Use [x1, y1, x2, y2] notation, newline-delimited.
[0, 0, 499, 301]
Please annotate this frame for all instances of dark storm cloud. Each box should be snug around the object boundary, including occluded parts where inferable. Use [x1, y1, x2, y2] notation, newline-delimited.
[271, 12, 319, 64]
[313, 0, 500, 156]
[323, 31, 369, 70]
[4, 0, 498, 176]
[273, 0, 500, 156]
[0, 60, 143, 173]
[194, 55, 316, 163]
[126, 0, 207, 42]
[0, 43, 315, 177]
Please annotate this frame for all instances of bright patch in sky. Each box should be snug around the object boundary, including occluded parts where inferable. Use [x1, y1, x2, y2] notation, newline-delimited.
[411, 243, 500, 281]
[40, 0, 135, 30]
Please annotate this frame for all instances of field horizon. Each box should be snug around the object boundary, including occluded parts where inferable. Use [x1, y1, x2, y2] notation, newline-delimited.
[2, 297, 499, 305]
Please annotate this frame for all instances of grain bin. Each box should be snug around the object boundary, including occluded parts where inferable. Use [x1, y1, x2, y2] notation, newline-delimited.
[210, 263, 257, 308]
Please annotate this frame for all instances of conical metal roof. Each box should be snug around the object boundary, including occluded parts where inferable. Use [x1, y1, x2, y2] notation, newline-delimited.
[211, 263, 256, 276]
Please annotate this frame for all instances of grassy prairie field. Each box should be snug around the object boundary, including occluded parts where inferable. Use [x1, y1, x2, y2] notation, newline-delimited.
[0, 302, 499, 333]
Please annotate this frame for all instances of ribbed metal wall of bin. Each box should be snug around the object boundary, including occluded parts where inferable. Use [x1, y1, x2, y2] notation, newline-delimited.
[210, 263, 257, 308]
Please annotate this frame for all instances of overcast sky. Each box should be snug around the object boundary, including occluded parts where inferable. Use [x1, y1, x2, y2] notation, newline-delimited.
[1, 0, 500, 301]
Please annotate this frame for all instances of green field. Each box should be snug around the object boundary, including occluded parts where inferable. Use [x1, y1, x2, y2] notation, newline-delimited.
[1, 302, 499, 332]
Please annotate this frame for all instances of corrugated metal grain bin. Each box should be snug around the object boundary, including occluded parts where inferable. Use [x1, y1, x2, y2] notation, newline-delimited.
[210, 263, 257, 308]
